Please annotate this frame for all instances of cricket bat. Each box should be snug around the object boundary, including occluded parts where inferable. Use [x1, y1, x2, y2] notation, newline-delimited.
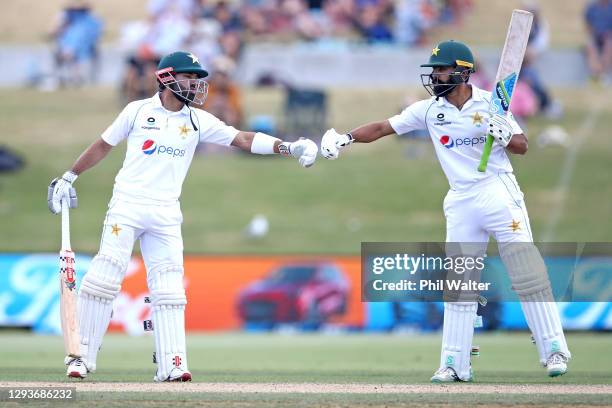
[60, 198, 80, 358]
[477, 9, 533, 172]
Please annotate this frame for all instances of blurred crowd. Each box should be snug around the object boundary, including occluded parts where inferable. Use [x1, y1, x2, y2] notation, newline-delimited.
[117, 0, 472, 127]
[45, 0, 610, 130]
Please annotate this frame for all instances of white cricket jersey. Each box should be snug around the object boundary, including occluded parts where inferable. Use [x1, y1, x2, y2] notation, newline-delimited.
[388, 85, 523, 191]
[101, 93, 239, 204]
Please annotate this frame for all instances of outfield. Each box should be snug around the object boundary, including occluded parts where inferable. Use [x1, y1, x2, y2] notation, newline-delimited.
[0, 86, 610, 253]
[0, 332, 610, 407]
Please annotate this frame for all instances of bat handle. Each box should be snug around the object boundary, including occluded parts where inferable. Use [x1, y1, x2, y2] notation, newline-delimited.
[478, 135, 495, 172]
[61, 198, 71, 250]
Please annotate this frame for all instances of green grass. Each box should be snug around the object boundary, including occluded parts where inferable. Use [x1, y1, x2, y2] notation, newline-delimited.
[1, 332, 610, 384]
[0, 332, 610, 407]
[0, 86, 611, 254]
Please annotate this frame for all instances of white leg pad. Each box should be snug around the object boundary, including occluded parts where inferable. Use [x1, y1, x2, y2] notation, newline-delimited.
[439, 302, 477, 381]
[77, 254, 125, 372]
[501, 244, 571, 365]
[148, 265, 188, 382]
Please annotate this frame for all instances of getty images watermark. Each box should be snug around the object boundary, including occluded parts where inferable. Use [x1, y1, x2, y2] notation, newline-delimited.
[361, 242, 612, 302]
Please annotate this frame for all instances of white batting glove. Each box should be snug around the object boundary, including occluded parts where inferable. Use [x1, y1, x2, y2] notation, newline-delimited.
[320, 128, 354, 160]
[279, 138, 318, 168]
[47, 171, 78, 214]
[487, 113, 514, 147]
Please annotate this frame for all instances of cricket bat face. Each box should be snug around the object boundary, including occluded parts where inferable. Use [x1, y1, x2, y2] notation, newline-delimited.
[477, 9, 533, 172]
[489, 10, 533, 114]
[60, 249, 80, 357]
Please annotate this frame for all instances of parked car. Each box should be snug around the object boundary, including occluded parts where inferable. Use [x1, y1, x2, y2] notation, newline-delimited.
[236, 262, 349, 325]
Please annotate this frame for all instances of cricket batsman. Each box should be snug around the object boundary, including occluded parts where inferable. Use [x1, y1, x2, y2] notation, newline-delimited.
[320, 41, 570, 382]
[47, 51, 318, 381]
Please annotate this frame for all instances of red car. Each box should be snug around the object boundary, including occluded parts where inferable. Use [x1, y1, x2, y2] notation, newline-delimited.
[236, 262, 349, 325]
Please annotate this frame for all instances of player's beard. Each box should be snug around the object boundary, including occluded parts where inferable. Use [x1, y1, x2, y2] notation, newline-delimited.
[431, 77, 457, 97]
[421, 70, 471, 98]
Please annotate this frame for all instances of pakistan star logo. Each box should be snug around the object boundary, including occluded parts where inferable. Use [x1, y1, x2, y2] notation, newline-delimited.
[187, 53, 199, 64]
[179, 124, 190, 139]
[431, 46, 440, 56]
[509, 219, 521, 232]
[472, 112, 484, 126]
[111, 224, 122, 236]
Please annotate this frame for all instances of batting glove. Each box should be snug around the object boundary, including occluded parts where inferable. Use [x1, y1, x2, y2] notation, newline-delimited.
[279, 138, 318, 168]
[320, 128, 354, 160]
[487, 113, 514, 147]
[48, 171, 78, 214]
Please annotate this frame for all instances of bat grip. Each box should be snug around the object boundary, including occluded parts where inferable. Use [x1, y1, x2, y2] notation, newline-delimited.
[478, 135, 495, 172]
[61, 198, 71, 250]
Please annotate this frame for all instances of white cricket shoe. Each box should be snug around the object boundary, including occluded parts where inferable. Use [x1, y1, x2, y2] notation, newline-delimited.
[154, 368, 192, 382]
[430, 367, 473, 383]
[65, 357, 88, 379]
[546, 353, 568, 377]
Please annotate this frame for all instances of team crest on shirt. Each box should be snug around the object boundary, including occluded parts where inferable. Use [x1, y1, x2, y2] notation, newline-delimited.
[433, 112, 451, 126]
[472, 112, 485, 127]
[178, 123, 191, 139]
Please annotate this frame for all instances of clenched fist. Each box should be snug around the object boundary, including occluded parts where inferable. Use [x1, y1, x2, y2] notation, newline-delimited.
[487, 113, 513, 147]
[279, 138, 318, 168]
[47, 171, 78, 214]
[320, 128, 354, 159]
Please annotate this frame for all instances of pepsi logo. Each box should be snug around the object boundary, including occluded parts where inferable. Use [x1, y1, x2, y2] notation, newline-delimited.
[142, 139, 157, 155]
[439, 135, 454, 149]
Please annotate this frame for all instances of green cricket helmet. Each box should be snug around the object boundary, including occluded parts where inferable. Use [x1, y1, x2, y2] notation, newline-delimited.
[156, 51, 209, 106]
[157, 51, 209, 78]
[420, 40, 475, 98]
[421, 40, 475, 70]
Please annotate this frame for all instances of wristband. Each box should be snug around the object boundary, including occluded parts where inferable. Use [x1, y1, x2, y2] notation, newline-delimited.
[62, 171, 78, 183]
[278, 142, 291, 156]
[341, 133, 355, 147]
[251, 132, 281, 155]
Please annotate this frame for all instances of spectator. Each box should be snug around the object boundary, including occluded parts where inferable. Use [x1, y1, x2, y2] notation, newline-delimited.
[120, 0, 202, 102]
[438, 0, 472, 25]
[520, 1, 563, 118]
[320, 0, 357, 37]
[394, 0, 436, 46]
[584, 0, 612, 83]
[355, 3, 393, 43]
[50, 0, 103, 87]
[203, 56, 243, 128]
[206, 1, 243, 33]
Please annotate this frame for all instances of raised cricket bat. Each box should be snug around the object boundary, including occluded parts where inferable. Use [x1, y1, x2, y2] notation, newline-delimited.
[60, 198, 80, 358]
[477, 9, 533, 172]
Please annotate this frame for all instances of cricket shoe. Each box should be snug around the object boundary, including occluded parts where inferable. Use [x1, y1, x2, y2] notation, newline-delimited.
[65, 357, 88, 379]
[546, 353, 568, 377]
[154, 368, 192, 382]
[430, 367, 473, 383]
